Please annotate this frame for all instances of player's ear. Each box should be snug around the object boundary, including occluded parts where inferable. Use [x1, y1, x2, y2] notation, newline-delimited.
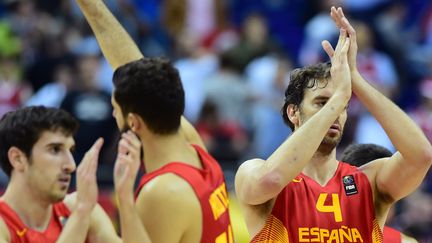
[8, 147, 28, 172]
[127, 113, 141, 133]
[287, 104, 299, 127]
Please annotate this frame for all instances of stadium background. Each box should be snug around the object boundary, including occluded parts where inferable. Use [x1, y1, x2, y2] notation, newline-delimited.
[0, 0, 431, 241]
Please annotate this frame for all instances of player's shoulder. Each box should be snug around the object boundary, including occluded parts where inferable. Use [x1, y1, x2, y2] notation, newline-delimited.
[357, 157, 388, 181]
[137, 173, 199, 208]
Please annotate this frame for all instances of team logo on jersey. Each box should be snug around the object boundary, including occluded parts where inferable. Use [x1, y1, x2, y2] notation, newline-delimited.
[342, 175, 358, 196]
[16, 228, 27, 237]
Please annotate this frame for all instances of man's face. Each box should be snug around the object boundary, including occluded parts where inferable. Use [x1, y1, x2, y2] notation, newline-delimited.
[296, 79, 347, 154]
[25, 131, 76, 202]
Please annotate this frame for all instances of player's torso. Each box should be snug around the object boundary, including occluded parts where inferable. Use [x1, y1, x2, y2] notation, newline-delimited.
[136, 145, 233, 243]
[0, 201, 70, 243]
[251, 162, 383, 243]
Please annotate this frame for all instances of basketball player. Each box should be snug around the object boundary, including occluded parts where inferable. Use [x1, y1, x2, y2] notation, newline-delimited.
[235, 7, 432, 243]
[75, 0, 233, 242]
[0, 106, 122, 242]
[341, 143, 419, 243]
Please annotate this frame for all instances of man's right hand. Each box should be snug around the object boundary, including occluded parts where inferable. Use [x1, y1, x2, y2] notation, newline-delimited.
[75, 138, 104, 213]
[114, 131, 142, 204]
[325, 27, 352, 99]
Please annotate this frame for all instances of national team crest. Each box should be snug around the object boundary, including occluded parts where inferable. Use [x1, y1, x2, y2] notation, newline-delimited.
[342, 175, 358, 196]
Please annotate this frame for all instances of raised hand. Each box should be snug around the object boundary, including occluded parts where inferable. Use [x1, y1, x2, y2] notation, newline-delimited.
[328, 27, 352, 97]
[114, 131, 142, 204]
[323, 7, 358, 71]
[75, 138, 104, 212]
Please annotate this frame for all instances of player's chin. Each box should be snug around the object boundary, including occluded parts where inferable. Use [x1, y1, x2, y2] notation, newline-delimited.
[51, 191, 67, 202]
[323, 135, 341, 148]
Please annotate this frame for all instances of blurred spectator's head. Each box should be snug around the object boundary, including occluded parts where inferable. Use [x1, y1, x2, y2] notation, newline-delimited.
[419, 78, 432, 108]
[354, 21, 374, 51]
[242, 13, 268, 46]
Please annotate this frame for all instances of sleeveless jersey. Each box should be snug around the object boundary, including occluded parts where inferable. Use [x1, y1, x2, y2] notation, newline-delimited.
[383, 226, 401, 243]
[135, 144, 233, 243]
[0, 200, 71, 243]
[251, 162, 383, 243]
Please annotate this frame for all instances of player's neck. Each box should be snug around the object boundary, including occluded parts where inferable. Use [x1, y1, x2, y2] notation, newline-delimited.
[140, 132, 202, 173]
[2, 178, 53, 231]
[302, 149, 339, 186]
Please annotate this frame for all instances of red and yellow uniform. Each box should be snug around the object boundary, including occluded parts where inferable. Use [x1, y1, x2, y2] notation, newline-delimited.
[135, 144, 233, 243]
[383, 226, 401, 243]
[0, 200, 70, 243]
[252, 162, 383, 243]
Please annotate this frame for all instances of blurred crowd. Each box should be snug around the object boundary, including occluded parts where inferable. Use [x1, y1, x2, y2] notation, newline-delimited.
[0, 0, 431, 241]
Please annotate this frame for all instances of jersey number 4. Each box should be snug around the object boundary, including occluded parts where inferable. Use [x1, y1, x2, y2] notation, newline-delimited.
[315, 193, 343, 222]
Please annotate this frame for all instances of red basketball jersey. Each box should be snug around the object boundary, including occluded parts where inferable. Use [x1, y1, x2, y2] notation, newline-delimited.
[383, 226, 402, 243]
[0, 200, 71, 243]
[251, 162, 383, 243]
[135, 144, 233, 243]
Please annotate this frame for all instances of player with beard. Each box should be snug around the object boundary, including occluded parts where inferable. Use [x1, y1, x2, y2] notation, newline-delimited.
[0, 106, 124, 243]
[75, 0, 233, 242]
[235, 7, 432, 243]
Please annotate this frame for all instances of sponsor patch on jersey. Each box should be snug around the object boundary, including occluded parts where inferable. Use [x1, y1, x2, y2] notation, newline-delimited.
[342, 175, 358, 196]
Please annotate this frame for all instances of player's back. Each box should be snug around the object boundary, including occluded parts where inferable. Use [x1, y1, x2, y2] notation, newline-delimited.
[135, 144, 233, 243]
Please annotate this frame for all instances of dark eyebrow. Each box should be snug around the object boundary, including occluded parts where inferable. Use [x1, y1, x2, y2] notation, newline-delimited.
[313, 95, 330, 101]
[46, 142, 64, 148]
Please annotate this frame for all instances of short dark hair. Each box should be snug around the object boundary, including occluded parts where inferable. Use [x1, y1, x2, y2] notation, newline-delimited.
[341, 143, 392, 167]
[113, 57, 185, 134]
[281, 62, 332, 131]
[0, 106, 79, 176]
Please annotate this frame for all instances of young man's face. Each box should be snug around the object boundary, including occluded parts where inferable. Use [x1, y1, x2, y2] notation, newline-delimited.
[25, 131, 76, 202]
[296, 79, 347, 153]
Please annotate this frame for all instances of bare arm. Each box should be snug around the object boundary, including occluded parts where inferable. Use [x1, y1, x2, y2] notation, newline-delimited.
[75, 0, 142, 69]
[235, 29, 352, 205]
[329, 7, 432, 202]
[114, 131, 151, 243]
[75, 0, 205, 148]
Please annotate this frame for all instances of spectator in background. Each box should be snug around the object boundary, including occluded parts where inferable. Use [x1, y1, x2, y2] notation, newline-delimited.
[162, 0, 226, 43]
[174, 31, 219, 123]
[244, 54, 292, 159]
[25, 64, 73, 108]
[60, 52, 116, 187]
[196, 51, 251, 165]
[0, 21, 32, 119]
[299, 0, 341, 66]
[352, 20, 398, 152]
[226, 13, 280, 72]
